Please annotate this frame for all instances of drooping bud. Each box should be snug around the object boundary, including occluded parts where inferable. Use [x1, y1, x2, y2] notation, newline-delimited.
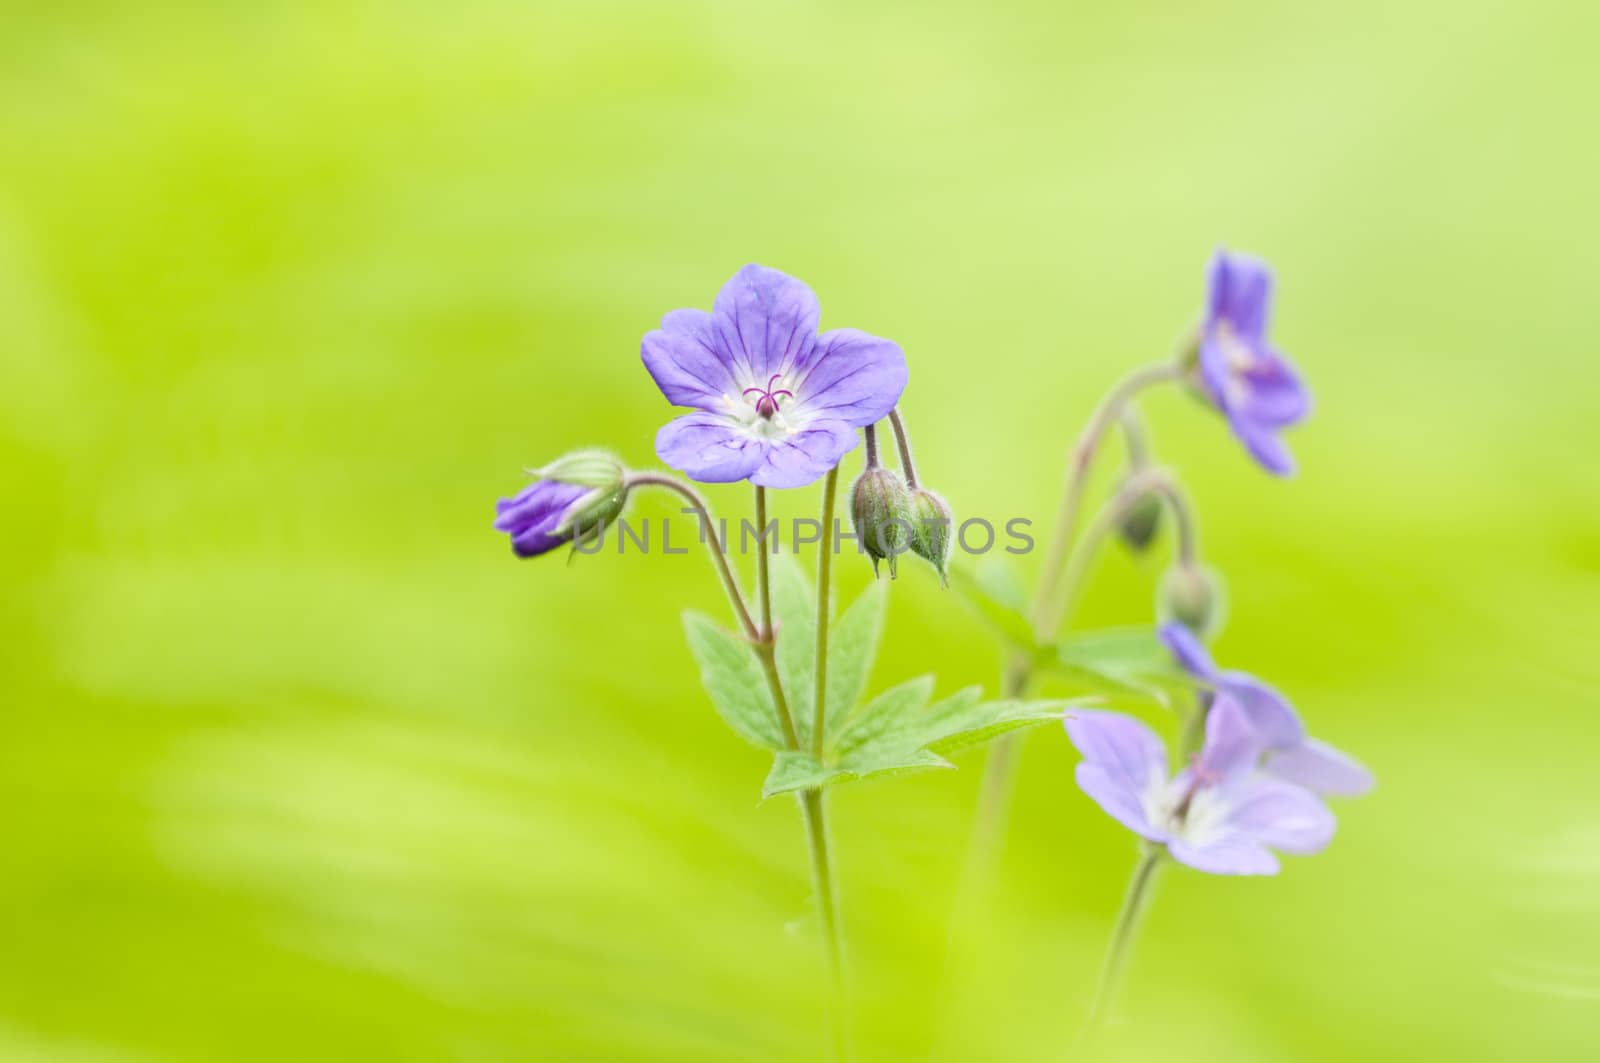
[1156, 561, 1227, 639]
[850, 466, 913, 578]
[495, 450, 630, 558]
[1117, 489, 1163, 553]
[907, 487, 953, 585]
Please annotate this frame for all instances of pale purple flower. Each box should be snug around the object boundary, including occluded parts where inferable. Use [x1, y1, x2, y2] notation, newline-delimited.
[1159, 622, 1374, 797]
[1066, 699, 1335, 875]
[1197, 250, 1310, 476]
[642, 265, 908, 489]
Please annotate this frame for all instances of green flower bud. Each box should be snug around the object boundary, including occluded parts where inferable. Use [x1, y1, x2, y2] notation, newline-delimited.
[1157, 561, 1227, 639]
[541, 452, 630, 537]
[908, 487, 953, 585]
[850, 466, 912, 578]
[534, 449, 628, 490]
[1117, 490, 1163, 553]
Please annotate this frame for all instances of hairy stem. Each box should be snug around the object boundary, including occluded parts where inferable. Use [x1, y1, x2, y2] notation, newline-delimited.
[813, 467, 839, 757]
[887, 407, 919, 488]
[755, 485, 775, 638]
[1079, 847, 1162, 1042]
[626, 472, 757, 640]
[1030, 361, 1181, 639]
[1041, 467, 1198, 636]
[863, 423, 880, 468]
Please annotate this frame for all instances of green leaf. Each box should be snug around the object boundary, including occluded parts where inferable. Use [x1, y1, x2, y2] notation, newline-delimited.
[1047, 626, 1200, 704]
[921, 696, 1068, 756]
[949, 558, 1037, 652]
[682, 612, 784, 750]
[832, 676, 936, 756]
[767, 677, 1065, 796]
[824, 581, 887, 732]
[768, 555, 817, 747]
[763, 751, 845, 797]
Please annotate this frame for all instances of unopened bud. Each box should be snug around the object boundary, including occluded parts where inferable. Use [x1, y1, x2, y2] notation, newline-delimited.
[908, 487, 952, 585]
[496, 450, 630, 558]
[1117, 490, 1163, 553]
[1157, 561, 1226, 639]
[850, 467, 912, 578]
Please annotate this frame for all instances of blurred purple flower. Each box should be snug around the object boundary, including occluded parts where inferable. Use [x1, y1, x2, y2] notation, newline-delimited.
[1066, 699, 1335, 875]
[1196, 250, 1310, 476]
[1159, 622, 1374, 797]
[642, 264, 908, 489]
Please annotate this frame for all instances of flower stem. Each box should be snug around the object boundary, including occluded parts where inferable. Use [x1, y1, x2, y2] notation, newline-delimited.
[813, 467, 839, 758]
[626, 472, 758, 641]
[755, 485, 775, 638]
[1079, 846, 1163, 1042]
[968, 362, 1182, 887]
[863, 423, 880, 468]
[1031, 361, 1182, 641]
[811, 467, 847, 1056]
[887, 407, 919, 488]
[1043, 467, 1198, 635]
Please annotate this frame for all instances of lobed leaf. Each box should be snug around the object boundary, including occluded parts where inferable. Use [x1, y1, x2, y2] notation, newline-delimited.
[682, 612, 784, 750]
[823, 580, 887, 733]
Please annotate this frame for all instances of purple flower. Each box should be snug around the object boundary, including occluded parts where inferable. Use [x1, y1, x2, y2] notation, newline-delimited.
[1066, 699, 1335, 875]
[1196, 250, 1310, 476]
[493, 451, 629, 558]
[642, 265, 908, 489]
[1159, 622, 1374, 797]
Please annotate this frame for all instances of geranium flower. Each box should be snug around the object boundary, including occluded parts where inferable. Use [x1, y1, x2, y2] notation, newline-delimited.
[1066, 699, 1335, 875]
[1160, 622, 1374, 797]
[1196, 250, 1311, 475]
[642, 264, 908, 489]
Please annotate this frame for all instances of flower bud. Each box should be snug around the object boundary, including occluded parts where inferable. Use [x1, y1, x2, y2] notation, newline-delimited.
[850, 466, 912, 578]
[495, 450, 630, 558]
[1117, 490, 1163, 553]
[1156, 561, 1226, 639]
[907, 487, 952, 585]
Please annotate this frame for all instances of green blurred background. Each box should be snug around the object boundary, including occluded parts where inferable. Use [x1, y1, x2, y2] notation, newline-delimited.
[3, 2, 1597, 1059]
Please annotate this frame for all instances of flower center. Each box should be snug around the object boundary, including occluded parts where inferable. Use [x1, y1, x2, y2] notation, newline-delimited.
[742, 374, 795, 420]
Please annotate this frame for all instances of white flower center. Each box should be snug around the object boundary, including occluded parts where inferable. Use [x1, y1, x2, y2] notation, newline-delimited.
[1141, 773, 1231, 848]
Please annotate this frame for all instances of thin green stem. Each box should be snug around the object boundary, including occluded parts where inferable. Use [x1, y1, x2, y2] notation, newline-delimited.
[1029, 361, 1181, 640]
[755, 485, 774, 638]
[1079, 847, 1162, 1042]
[1042, 467, 1198, 637]
[887, 408, 919, 488]
[813, 466, 838, 758]
[802, 789, 846, 1060]
[811, 467, 846, 1056]
[626, 472, 757, 640]
[967, 362, 1182, 931]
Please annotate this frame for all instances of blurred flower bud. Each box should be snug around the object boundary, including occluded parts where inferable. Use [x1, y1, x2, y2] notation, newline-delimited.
[1157, 561, 1226, 639]
[1116, 489, 1163, 553]
[495, 451, 630, 558]
[908, 487, 952, 585]
[850, 466, 912, 578]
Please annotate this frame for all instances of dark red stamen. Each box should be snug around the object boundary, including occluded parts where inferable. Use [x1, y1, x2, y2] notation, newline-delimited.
[742, 374, 793, 419]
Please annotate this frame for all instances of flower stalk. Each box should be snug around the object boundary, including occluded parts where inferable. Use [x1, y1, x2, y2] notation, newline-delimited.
[1079, 846, 1162, 1042]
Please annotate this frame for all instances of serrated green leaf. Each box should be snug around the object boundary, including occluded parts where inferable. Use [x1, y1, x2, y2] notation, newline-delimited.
[833, 746, 953, 781]
[768, 555, 817, 747]
[824, 581, 886, 732]
[762, 751, 845, 797]
[832, 676, 936, 756]
[921, 697, 1067, 756]
[681, 612, 784, 750]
